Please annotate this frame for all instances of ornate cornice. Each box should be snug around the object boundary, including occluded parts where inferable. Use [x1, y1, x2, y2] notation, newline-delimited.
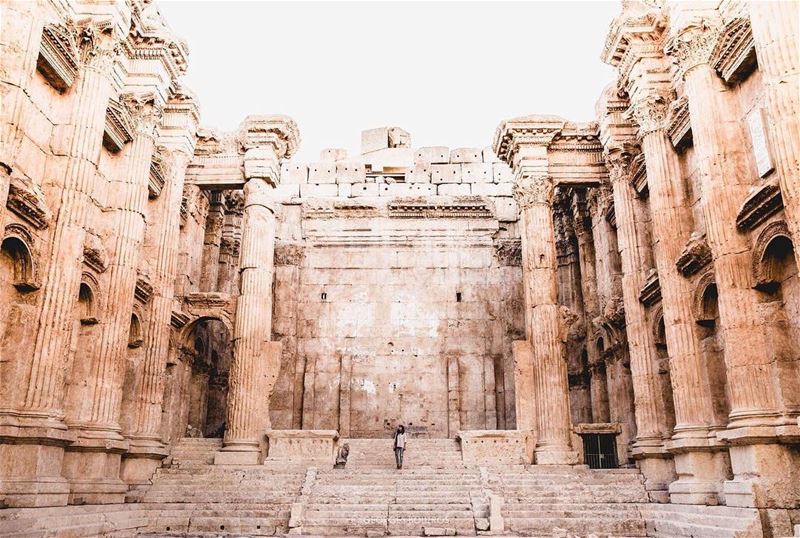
[134, 275, 154, 304]
[388, 198, 493, 219]
[665, 96, 692, 149]
[239, 115, 301, 160]
[712, 17, 756, 84]
[126, 0, 189, 79]
[676, 231, 712, 277]
[170, 310, 190, 329]
[630, 151, 647, 194]
[602, 3, 666, 83]
[513, 173, 555, 209]
[492, 115, 565, 165]
[103, 97, 134, 153]
[736, 182, 783, 232]
[639, 269, 661, 306]
[148, 146, 167, 198]
[665, 16, 723, 80]
[37, 22, 80, 92]
[83, 232, 108, 274]
[6, 176, 51, 229]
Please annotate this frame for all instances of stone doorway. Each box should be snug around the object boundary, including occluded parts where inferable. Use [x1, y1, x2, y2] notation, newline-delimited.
[185, 317, 233, 438]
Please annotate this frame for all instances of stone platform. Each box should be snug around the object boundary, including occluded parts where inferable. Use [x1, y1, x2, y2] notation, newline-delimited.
[0, 436, 769, 537]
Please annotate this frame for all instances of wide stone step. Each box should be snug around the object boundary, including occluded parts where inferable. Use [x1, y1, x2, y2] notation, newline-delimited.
[505, 515, 648, 536]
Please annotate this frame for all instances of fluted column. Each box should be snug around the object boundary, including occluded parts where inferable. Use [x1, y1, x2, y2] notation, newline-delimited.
[122, 89, 199, 484]
[667, 13, 800, 508]
[750, 1, 800, 248]
[215, 116, 299, 465]
[88, 94, 161, 433]
[23, 20, 121, 421]
[200, 192, 225, 291]
[514, 171, 578, 465]
[606, 146, 668, 449]
[629, 82, 730, 504]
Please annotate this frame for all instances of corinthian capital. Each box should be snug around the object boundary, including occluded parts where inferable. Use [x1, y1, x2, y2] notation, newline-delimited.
[121, 92, 163, 139]
[238, 115, 301, 161]
[513, 171, 555, 209]
[604, 143, 640, 184]
[665, 16, 723, 79]
[627, 87, 674, 135]
[77, 17, 123, 73]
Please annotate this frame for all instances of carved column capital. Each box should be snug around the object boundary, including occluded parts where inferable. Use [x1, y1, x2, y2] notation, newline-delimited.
[121, 92, 163, 139]
[627, 87, 674, 135]
[604, 143, 640, 184]
[665, 17, 723, 79]
[77, 17, 123, 74]
[513, 171, 555, 209]
[238, 115, 300, 160]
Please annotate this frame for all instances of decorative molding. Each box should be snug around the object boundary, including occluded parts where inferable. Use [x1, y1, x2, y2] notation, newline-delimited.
[149, 147, 167, 198]
[666, 96, 692, 150]
[388, 198, 493, 219]
[6, 176, 51, 229]
[170, 310, 190, 330]
[238, 115, 300, 161]
[630, 151, 648, 194]
[639, 269, 661, 306]
[736, 182, 783, 232]
[37, 22, 79, 92]
[712, 17, 756, 84]
[665, 17, 723, 80]
[134, 275, 154, 304]
[676, 231, 712, 277]
[103, 98, 134, 153]
[77, 16, 121, 73]
[120, 91, 162, 139]
[184, 292, 229, 310]
[82, 232, 108, 273]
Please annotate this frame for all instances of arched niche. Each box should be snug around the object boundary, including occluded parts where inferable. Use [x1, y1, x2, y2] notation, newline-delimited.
[1, 225, 39, 291]
[128, 312, 143, 348]
[78, 273, 100, 325]
[752, 221, 797, 295]
[694, 271, 719, 328]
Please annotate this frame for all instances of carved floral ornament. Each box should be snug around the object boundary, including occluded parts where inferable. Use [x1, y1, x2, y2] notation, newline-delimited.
[665, 17, 723, 80]
[77, 17, 123, 73]
[627, 88, 673, 135]
[604, 143, 640, 184]
[512, 173, 555, 209]
[121, 92, 163, 138]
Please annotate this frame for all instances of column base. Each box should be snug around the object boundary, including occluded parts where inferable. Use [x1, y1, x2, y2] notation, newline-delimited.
[214, 440, 262, 465]
[723, 442, 800, 509]
[667, 428, 730, 506]
[121, 436, 170, 487]
[0, 415, 74, 507]
[62, 426, 129, 505]
[534, 445, 580, 465]
[632, 442, 675, 504]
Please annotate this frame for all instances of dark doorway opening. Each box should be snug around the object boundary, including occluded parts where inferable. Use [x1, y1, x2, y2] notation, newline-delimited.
[582, 433, 618, 469]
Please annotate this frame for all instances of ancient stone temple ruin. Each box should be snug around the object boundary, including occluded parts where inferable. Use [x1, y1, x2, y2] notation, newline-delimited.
[0, 0, 799, 536]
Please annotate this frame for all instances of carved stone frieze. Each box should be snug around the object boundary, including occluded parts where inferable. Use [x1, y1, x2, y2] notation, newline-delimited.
[388, 197, 493, 219]
[639, 268, 662, 306]
[736, 182, 783, 232]
[37, 22, 80, 92]
[6, 176, 51, 229]
[676, 231, 712, 277]
[128, 0, 189, 79]
[712, 17, 756, 84]
[494, 238, 522, 267]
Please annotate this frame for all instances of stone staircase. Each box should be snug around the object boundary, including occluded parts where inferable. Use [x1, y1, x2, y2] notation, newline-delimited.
[640, 502, 764, 538]
[167, 437, 222, 466]
[487, 465, 650, 537]
[343, 438, 465, 469]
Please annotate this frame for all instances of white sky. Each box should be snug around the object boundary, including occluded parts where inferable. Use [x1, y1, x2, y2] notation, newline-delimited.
[158, 1, 620, 161]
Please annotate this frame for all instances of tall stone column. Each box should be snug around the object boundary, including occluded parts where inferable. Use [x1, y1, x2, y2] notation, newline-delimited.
[0, 17, 126, 508]
[61, 93, 161, 503]
[628, 79, 731, 504]
[514, 170, 578, 465]
[122, 88, 199, 485]
[215, 116, 299, 465]
[750, 1, 800, 249]
[667, 12, 800, 508]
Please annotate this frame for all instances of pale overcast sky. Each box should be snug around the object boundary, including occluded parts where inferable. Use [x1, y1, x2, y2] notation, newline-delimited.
[158, 1, 620, 161]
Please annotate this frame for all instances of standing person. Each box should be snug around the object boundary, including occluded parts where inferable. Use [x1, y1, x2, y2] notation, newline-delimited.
[393, 424, 407, 469]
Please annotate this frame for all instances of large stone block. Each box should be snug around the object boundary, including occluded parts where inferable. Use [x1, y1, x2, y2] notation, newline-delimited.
[458, 430, 533, 465]
[351, 182, 379, 197]
[300, 183, 338, 198]
[308, 162, 336, 183]
[415, 146, 449, 164]
[450, 147, 482, 163]
[492, 162, 514, 183]
[265, 429, 339, 467]
[274, 183, 301, 200]
[471, 182, 513, 197]
[482, 146, 500, 163]
[437, 183, 471, 196]
[462, 163, 492, 183]
[335, 160, 366, 183]
[281, 163, 308, 184]
[363, 147, 413, 171]
[337, 183, 352, 198]
[493, 197, 519, 222]
[406, 162, 432, 183]
[320, 148, 348, 161]
[431, 164, 462, 184]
